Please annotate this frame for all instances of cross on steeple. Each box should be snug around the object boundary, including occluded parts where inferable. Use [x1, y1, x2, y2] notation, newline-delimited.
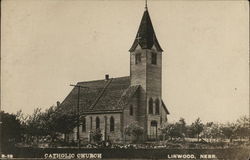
[136, 33, 141, 42]
[129, 0, 163, 52]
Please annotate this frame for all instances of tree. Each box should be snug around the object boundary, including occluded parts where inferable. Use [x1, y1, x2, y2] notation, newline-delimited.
[177, 118, 187, 139]
[124, 122, 144, 143]
[201, 122, 223, 142]
[235, 116, 250, 140]
[161, 122, 185, 141]
[0, 111, 21, 148]
[39, 105, 77, 143]
[23, 108, 46, 143]
[18, 106, 78, 144]
[220, 123, 236, 142]
[190, 118, 204, 142]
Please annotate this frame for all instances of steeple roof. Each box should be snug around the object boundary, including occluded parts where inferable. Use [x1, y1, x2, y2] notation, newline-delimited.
[129, 8, 163, 52]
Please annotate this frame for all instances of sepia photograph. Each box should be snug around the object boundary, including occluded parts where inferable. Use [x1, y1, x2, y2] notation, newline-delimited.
[1, 0, 249, 159]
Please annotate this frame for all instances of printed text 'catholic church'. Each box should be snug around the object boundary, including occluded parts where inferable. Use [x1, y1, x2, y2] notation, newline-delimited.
[60, 4, 170, 143]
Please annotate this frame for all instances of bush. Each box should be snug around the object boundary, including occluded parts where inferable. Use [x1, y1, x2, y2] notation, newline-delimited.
[92, 129, 102, 143]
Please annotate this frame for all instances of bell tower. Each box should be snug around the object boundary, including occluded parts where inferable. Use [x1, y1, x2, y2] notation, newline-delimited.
[129, 4, 164, 139]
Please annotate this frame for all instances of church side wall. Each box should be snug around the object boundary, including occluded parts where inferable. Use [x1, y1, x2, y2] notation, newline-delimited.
[122, 93, 140, 142]
[70, 113, 122, 143]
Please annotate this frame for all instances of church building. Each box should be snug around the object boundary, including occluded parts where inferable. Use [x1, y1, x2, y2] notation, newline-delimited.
[60, 4, 170, 143]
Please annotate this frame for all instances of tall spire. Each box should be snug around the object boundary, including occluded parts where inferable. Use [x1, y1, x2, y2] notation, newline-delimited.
[129, 4, 163, 52]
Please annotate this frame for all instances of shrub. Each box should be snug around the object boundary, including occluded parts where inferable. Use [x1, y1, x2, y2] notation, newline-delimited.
[92, 129, 102, 143]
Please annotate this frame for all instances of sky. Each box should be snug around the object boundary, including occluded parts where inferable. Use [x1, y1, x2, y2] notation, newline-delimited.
[1, 0, 249, 124]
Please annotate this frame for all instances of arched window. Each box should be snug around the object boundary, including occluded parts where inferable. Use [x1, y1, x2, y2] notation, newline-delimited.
[151, 52, 157, 65]
[129, 105, 133, 116]
[110, 116, 115, 132]
[155, 99, 160, 115]
[149, 98, 153, 114]
[135, 53, 141, 64]
[82, 117, 86, 132]
[90, 117, 92, 130]
[96, 117, 100, 129]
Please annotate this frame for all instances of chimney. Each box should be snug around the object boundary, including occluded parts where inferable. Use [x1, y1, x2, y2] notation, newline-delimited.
[105, 74, 109, 80]
[56, 101, 60, 107]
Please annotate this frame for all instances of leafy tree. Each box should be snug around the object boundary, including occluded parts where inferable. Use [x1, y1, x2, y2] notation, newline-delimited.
[201, 122, 223, 142]
[125, 122, 144, 143]
[39, 105, 77, 143]
[220, 123, 236, 142]
[177, 118, 187, 139]
[23, 108, 46, 143]
[202, 122, 213, 139]
[235, 116, 250, 140]
[160, 120, 185, 141]
[17, 106, 78, 144]
[0, 111, 21, 148]
[190, 118, 204, 142]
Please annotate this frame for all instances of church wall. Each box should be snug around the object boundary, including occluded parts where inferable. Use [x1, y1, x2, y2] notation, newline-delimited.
[76, 113, 122, 143]
[130, 49, 149, 140]
[146, 51, 162, 98]
[130, 49, 147, 89]
[145, 50, 163, 139]
[122, 92, 140, 142]
[161, 106, 168, 128]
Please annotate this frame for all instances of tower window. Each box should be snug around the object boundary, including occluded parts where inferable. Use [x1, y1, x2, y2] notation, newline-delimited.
[155, 99, 160, 115]
[129, 105, 133, 116]
[149, 98, 153, 114]
[96, 117, 100, 129]
[110, 116, 115, 132]
[82, 117, 86, 132]
[135, 53, 141, 64]
[151, 52, 157, 65]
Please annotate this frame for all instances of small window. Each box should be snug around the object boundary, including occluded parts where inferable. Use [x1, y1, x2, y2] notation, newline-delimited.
[155, 99, 160, 115]
[82, 117, 86, 132]
[149, 98, 153, 114]
[96, 117, 100, 129]
[151, 52, 157, 65]
[129, 105, 133, 116]
[135, 54, 141, 64]
[151, 121, 157, 127]
[110, 117, 115, 132]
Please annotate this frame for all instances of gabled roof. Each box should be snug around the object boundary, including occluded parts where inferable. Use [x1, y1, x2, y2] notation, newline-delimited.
[129, 9, 163, 52]
[118, 85, 140, 107]
[60, 76, 135, 113]
[162, 100, 170, 115]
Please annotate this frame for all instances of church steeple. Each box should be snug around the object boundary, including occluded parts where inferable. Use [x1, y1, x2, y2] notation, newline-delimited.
[129, 5, 163, 52]
[145, 0, 148, 10]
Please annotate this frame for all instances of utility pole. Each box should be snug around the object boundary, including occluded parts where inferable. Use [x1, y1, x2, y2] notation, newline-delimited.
[70, 84, 88, 149]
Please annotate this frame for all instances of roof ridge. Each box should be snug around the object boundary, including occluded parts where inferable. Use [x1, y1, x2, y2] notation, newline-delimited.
[78, 76, 129, 84]
[89, 78, 113, 110]
[161, 100, 170, 115]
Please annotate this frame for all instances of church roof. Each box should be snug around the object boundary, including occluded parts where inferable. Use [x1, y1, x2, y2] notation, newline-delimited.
[129, 9, 163, 52]
[60, 76, 140, 114]
[162, 100, 170, 115]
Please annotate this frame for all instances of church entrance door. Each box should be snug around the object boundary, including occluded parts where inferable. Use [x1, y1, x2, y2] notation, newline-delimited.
[149, 121, 158, 140]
